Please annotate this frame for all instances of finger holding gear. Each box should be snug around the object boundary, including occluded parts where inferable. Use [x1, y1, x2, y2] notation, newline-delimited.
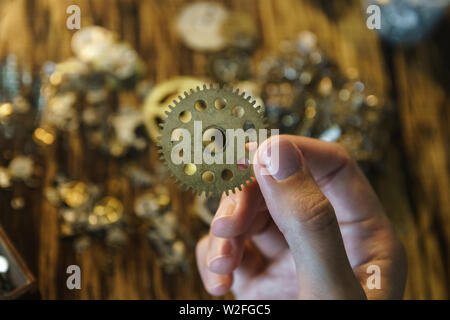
[158, 85, 267, 197]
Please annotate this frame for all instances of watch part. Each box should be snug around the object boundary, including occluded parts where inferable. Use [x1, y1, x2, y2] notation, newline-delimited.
[143, 77, 204, 142]
[158, 84, 266, 197]
[176, 2, 229, 51]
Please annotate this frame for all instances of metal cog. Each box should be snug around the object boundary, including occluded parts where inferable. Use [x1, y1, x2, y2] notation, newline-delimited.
[158, 84, 267, 197]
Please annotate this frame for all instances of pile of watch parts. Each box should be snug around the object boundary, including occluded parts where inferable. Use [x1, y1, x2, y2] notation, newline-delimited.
[174, 1, 390, 166]
[1, 53, 45, 212]
[44, 167, 189, 274]
[39, 26, 149, 158]
[37, 26, 192, 273]
[0, 1, 392, 275]
[257, 33, 391, 166]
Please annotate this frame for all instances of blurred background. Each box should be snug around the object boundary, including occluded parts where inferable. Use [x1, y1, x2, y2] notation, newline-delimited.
[0, 0, 449, 299]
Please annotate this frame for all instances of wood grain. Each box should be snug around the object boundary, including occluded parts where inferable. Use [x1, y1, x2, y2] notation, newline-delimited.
[0, 0, 448, 299]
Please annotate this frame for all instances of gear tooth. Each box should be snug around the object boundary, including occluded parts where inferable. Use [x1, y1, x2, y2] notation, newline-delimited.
[184, 91, 189, 97]
[158, 123, 164, 128]
[246, 96, 251, 101]
[240, 91, 246, 97]
[196, 86, 201, 92]
[203, 84, 207, 90]
[251, 100, 256, 105]
[159, 155, 164, 160]
[237, 184, 242, 191]
[190, 88, 195, 94]
[164, 110, 171, 116]
[178, 95, 183, 101]
[173, 99, 178, 105]
[235, 88, 240, 94]
[156, 135, 162, 141]
[209, 83, 214, 89]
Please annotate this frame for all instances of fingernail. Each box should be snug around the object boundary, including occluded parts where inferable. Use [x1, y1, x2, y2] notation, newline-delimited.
[212, 197, 236, 223]
[260, 139, 302, 181]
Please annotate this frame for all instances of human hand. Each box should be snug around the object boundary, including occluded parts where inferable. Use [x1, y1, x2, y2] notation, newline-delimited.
[196, 135, 406, 299]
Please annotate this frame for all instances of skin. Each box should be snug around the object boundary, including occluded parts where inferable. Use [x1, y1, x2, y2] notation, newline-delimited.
[196, 135, 407, 300]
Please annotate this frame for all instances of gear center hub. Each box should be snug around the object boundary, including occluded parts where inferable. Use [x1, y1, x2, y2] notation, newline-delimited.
[202, 125, 227, 154]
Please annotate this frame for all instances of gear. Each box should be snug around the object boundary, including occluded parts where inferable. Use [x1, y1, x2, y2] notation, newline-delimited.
[143, 77, 204, 142]
[158, 85, 267, 197]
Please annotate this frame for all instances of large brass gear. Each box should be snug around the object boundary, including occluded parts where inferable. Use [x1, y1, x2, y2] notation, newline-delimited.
[158, 84, 267, 197]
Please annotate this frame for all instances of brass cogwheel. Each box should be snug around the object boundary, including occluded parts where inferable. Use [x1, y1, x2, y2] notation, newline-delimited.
[158, 84, 267, 197]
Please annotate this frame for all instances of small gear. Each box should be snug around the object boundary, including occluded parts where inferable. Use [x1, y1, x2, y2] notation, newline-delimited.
[158, 85, 267, 197]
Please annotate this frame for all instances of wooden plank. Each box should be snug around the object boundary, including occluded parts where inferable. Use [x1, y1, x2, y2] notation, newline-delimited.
[0, 0, 447, 299]
[392, 26, 450, 298]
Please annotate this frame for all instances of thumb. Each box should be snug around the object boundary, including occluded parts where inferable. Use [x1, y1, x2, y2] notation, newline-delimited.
[253, 136, 365, 299]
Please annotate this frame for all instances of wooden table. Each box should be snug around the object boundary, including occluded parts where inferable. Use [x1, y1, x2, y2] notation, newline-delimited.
[0, 0, 448, 299]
